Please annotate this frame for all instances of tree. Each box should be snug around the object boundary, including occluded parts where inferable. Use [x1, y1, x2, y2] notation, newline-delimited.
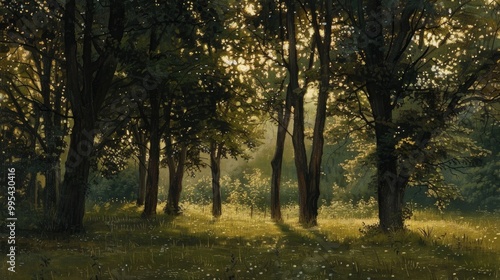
[253, 0, 292, 222]
[335, 0, 499, 230]
[190, 1, 264, 218]
[459, 115, 500, 210]
[156, 1, 264, 216]
[0, 0, 67, 213]
[121, 0, 222, 217]
[55, 0, 125, 231]
[248, 0, 334, 225]
[131, 121, 148, 206]
[142, 87, 161, 217]
[123, 14, 166, 218]
[203, 69, 263, 218]
[281, 0, 333, 226]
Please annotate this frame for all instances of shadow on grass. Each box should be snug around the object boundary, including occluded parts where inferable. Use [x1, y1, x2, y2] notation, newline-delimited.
[9, 204, 500, 280]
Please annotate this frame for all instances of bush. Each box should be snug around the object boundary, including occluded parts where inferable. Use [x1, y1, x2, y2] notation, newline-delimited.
[181, 168, 300, 211]
[87, 167, 138, 203]
[182, 176, 212, 205]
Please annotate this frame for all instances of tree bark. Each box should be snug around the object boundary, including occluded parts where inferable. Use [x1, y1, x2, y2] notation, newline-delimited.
[55, 0, 89, 232]
[288, 0, 333, 226]
[305, 0, 333, 226]
[270, 86, 292, 222]
[39, 48, 62, 215]
[137, 142, 147, 206]
[142, 90, 160, 218]
[55, 118, 94, 232]
[362, 0, 405, 231]
[210, 142, 223, 218]
[165, 145, 188, 215]
[55, 0, 125, 231]
[365, 61, 407, 231]
[135, 129, 148, 206]
[285, 0, 312, 225]
[374, 119, 404, 231]
[44, 156, 59, 213]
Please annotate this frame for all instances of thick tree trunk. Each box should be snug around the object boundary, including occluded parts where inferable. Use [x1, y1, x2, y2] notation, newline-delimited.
[55, 118, 94, 232]
[210, 142, 223, 218]
[364, 29, 406, 230]
[375, 121, 405, 231]
[165, 164, 177, 214]
[165, 171, 184, 215]
[165, 145, 187, 215]
[367, 76, 405, 231]
[55, 0, 125, 232]
[361, 0, 406, 231]
[270, 85, 292, 222]
[142, 90, 160, 218]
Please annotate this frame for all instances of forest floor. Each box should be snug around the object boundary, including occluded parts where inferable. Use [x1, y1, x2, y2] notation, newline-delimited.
[2, 202, 499, 280]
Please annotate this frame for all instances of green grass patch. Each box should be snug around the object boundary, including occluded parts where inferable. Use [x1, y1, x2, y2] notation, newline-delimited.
[2, 203, 499, 279]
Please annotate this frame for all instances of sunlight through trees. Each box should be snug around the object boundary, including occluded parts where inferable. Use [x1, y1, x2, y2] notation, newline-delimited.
[0, 0, 498, 235]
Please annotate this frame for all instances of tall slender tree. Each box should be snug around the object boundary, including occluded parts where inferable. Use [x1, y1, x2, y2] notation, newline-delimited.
[284, 0, 334, 226]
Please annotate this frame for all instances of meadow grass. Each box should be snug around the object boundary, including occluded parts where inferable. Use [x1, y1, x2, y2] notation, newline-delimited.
[2, 202, 499, 279]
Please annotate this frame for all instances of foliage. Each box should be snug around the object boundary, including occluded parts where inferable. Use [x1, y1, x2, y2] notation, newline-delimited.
[449, 111, 500, 211]
[87, 167, 138, 203]
[1, 0, 499, 233]
[182, 176, 213, 206]
[182, 168, 299, 210]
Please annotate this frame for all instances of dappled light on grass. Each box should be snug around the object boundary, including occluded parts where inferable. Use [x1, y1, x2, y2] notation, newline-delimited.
[6, 202, 500, 279]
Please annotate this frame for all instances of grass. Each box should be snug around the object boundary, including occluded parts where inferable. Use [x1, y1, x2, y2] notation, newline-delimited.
[2, 202, 499, 279]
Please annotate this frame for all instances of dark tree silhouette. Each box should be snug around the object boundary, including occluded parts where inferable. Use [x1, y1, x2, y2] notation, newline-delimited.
[56, 0, 125, 231]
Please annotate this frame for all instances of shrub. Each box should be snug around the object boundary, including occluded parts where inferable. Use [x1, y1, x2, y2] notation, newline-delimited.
[87, 167, 138, 203]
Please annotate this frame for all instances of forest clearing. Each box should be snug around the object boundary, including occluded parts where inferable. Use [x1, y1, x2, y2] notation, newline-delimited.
[2, 202, 499, 280]
[1, 0, 499, 279]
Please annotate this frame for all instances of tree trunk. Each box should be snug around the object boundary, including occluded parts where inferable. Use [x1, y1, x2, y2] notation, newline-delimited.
[55, 0, 125, 231]
[305, 87, 327, 226]
[210, 142, 222, 218]
[38, 44, 61, 215]
[305, 0, 333, 226]
[55, 118, 94, 232]
[362, 0, 406, 232]
[270, 86, 292, 222]
[165, 145, 187, 215]
[286, 0, 317, 226]
[364, 45, 406, 231]
[374, 121, 405, 231]
[136, 133, 147, 206]
[165, 163, 177, 214]
[44, 157, 59, 213]
[366, 58, 405, 231]
[142, 90, 160, 218]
